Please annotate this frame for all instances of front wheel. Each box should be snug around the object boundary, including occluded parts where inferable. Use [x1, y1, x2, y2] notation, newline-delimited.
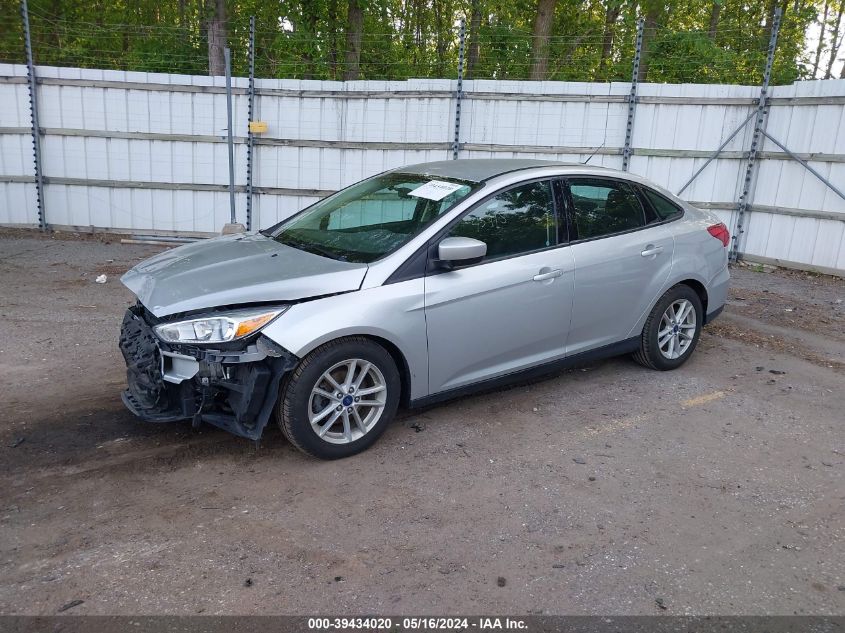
[278, 337, 400, 459]
[633, 284, 703, 371]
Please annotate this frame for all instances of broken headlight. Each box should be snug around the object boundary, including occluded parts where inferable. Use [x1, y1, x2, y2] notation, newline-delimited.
[153, 306, 289, 344]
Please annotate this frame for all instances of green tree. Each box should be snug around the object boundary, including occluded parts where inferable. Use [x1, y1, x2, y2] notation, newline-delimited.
[0, 0, 828, 85]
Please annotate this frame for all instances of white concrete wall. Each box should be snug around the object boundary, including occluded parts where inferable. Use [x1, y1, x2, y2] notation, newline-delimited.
[0, 63, 843, 272]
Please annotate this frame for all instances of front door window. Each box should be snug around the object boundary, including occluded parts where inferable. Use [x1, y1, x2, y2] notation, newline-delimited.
[448, 180, 557, 260]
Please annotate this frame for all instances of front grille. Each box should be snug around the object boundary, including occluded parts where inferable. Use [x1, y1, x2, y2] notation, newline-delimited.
[119, 307, 175, 413]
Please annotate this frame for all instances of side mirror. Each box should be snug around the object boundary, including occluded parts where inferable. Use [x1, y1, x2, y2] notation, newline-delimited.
[436, 236, 487, 269]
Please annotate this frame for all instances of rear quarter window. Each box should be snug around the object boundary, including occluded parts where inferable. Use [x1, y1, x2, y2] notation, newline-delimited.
[641, 188, 684, 221]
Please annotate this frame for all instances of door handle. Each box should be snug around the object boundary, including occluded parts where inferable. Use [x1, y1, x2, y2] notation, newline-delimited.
[641, 245, 664, 257]
[533, 269, 563, 281]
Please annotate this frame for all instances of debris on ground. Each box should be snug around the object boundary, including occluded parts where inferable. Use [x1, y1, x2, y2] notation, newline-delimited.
[244, 578, 253, 587]
[655, 597, 667, 610]
[497, 577, 507, 587]
[57, 599, 84, 612]
[9, 437, 25, 448]
[573, 457, 586, 464]
[94, 274, 107, 284]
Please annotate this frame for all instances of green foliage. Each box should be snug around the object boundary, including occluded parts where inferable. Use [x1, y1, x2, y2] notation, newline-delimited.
[646, 32, 738, 84]
[0, 0, 826, 85]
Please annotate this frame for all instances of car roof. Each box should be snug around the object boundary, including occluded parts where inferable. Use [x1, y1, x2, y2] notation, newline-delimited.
[392, 159, 622, 183]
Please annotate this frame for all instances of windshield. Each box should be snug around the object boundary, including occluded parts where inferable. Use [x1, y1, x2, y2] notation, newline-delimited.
[267, 173, 477, 263]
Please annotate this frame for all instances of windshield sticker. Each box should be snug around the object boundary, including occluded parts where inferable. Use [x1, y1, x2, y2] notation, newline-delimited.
[409, 180, 464, 201]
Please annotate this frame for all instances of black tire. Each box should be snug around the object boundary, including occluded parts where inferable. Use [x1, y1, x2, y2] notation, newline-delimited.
[633, 284, 703, 371]
[278, 336, 401, 459]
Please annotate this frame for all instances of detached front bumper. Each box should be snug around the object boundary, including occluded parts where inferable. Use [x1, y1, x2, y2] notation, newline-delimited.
[118, 306, 298, 440]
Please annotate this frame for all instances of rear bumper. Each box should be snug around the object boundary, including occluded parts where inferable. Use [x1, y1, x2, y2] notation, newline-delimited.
[705, 264, 730, 324]
[704, 304, 724, 324]
[118, 306, 298, 440]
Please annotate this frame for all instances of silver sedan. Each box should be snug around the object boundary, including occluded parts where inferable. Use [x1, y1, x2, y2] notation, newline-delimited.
[120, 160, 730, 459]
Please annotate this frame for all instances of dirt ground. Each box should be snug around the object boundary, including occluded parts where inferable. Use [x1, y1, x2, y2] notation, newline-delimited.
[0, 229, 843, 616]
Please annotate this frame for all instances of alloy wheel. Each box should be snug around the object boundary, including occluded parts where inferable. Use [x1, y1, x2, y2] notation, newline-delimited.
[658, 299, 697, 360]
[307, 358, 388, 445]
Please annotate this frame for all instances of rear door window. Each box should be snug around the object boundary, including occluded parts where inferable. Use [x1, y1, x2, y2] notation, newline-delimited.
[567, 179, 645, 240]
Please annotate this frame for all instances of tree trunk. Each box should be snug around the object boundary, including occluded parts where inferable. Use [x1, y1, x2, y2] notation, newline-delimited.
[599, 0, 622, 73]
[328, 0, 340, 79]
[50, 0, 62, 49]
[824, 3, 844, 78]
[466, 0, 482, 78]
[206, 0, 227, 76]
[529, 0, 557, 80]
[812, 0, 830, 77]
[564, 34, 588, 64]
[637, 1, 663, 82]
[434, 0, 447, 76]
[707, 0, 721, 40]
[302, 6, 319, 79]
[415, 0, 424, 51]
[343, 0, 364, 80]
[762, 0, 783, 50]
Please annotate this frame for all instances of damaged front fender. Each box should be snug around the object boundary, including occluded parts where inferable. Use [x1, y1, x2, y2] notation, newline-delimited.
[119, 306, 299, 440]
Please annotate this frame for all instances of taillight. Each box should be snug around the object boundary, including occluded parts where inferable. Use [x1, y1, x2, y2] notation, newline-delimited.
[707, 223, 730, 247]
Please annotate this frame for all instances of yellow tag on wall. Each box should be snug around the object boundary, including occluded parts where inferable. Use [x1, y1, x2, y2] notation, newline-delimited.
[248, 121, 268, 134]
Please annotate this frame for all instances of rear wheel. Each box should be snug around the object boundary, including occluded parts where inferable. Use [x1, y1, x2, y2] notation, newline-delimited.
[633, 284, 703, 371]
[278, 337, 400, 459]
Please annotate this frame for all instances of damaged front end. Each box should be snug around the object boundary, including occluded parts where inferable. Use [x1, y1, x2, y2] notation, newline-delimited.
[118, 305, 298, 440]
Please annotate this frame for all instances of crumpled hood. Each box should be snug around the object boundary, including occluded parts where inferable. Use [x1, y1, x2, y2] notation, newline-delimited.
[121, 232, 368, 317]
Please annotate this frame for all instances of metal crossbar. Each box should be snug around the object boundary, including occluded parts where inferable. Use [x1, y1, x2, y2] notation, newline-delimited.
[761, 130, 845, 203]
[676, 110, 757, 196]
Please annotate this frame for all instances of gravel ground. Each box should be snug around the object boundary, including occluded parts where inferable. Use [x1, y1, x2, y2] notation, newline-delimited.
[0, 229, 843, 616]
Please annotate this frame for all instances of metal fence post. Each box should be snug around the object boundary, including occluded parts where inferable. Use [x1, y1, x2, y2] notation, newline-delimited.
[245, 16, 256, 231]
[21, 0, 46, 230]
[730, 7, 781, 262]
[622, 18, 644, 172]
[224, 47, 236, 226]
[452, 18, 466, 160]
